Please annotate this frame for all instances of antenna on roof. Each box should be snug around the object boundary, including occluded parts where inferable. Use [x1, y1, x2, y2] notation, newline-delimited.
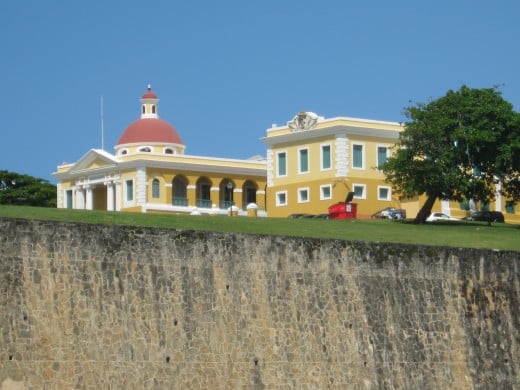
[100, 95, 105, 150]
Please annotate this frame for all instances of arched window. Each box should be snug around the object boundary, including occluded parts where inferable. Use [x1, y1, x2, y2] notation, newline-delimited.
[196, 177, 212, 208]
[138, 147, 152, 153]
[152, 179, 160, 198]
[172, 175, 188, 206]
[164, 148, 174, 155]
[220, 179, 234, 209]
[243, 180, 258, 208]
[152, 105, 156, 114]
[142, 105, 145, 114]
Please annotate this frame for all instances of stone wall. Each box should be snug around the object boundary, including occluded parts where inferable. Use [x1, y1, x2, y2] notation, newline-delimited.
[0, 218, 519, 389]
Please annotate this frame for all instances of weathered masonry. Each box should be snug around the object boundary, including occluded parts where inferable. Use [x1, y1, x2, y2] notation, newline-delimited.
[1, 218, 519, 388]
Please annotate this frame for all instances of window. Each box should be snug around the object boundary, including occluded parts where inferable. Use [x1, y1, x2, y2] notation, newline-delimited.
[505, 201, 515, 214]
[276, 191, 287, 206]
[299, 148, 309, 173]
[277, 152, 287, 177]
[65, 190, 73, 208]
[164, 148, 174, 154]
[152, 179, 160, 198]
[172, 176, 188, 206]
[320, 185, 332, 200]
[352, 144, 364, 169]
[459, 200, 470, 210]
[125, 179, 134, 202]
[321, 144, 331, 170]
[298, 188, 309, 203]
[353, 184, 366, 199]
[378, 186, 391, 201]
[138, 147, 151, 153]
[377, 146, 388, 168]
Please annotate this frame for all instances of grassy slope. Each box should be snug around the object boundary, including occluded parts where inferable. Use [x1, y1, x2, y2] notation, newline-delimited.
[0, 205, 518, 252]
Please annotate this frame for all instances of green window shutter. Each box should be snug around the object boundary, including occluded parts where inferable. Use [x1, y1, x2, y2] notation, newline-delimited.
[353, 145, 363, 168]
[152, 179, 160, 198]
[322, 145, 331, 169]
[278, 153, 286, 176]
[126, 180, 133, 201]
[300, 149, 308, 172]
[377, 147, 387, 167]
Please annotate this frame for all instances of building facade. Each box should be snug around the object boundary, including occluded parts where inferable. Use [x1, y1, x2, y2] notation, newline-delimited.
[262, 111, 519, 223]
[53, 86, 266, 216]
[54, 89, 519, 223]
[261, 112, 404, 218]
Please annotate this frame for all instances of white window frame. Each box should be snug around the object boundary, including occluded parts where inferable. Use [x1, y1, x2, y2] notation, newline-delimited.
[297, 187, 310, 203]
[377, 185, 392, 201]
[298, 147, 309, 174]
[276, 151, 287, 177]
[352, 142, 365, 170]
[320, 184, 332, 200]
[65, 189, 73, 208]
[124, 179, 135, 206]
[276, 190, 287, 206]
[352, 184, 366, 200]
[320, 143, 332, 171]
[376, 144, 390, 169]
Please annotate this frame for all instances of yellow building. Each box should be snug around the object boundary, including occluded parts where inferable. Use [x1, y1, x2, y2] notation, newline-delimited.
[54, 90, 519, 223]
[261, 112, 404, 218]
[261, 111, 520, 223]
[53, 86, 267, 216]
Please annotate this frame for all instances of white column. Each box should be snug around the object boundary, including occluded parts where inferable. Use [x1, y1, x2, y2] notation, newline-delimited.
[441, 199, 450, 215]
[115, 181, 121, 211]
[136, 167, 147, 212]
[266, 148, 273, 187]
[85, 185, 93, 210]
[335, 133, 348, 177]
[76, 186, 85, 209]
[495, 181, 502, 211]
[56, 183, 63, 208]
[106, 181, 114, 211]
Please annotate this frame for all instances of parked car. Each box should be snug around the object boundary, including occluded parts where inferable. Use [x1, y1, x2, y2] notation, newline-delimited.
[313, 213, 330, 219]
[426, 212, 459, 222]
[371, 207, 406, 220]
[465, 211, 505, 223]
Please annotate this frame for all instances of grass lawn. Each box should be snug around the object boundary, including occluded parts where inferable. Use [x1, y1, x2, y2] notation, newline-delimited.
[0, 205, 519, 252]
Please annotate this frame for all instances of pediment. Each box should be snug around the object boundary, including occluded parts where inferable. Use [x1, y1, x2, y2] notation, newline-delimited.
[69, 149, 119, 174]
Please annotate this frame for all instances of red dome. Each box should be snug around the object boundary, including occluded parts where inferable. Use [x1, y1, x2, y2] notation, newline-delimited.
[116, 118, 183, 146]
[142, 89, 157, 99]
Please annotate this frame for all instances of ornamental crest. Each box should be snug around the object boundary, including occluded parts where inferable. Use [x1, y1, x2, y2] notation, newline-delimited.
[288, 111, 318, 131]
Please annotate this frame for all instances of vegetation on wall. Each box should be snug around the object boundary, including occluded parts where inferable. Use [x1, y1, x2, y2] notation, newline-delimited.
[382, 86, 520, 223]
[0, 170, 56, 207]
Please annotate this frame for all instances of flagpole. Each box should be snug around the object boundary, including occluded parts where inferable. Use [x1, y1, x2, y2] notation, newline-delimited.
[101, 96, 105, 150]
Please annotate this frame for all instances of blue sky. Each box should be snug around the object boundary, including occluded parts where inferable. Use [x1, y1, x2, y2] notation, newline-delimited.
[2, 1, 519, 183]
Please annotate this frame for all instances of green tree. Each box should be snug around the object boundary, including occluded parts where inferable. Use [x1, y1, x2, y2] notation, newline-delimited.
[382, 86, 520, 223]
[0, 170, 56, 207]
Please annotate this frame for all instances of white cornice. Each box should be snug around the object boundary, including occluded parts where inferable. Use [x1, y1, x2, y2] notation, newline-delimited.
[261, 125, 402, 146]
[266, 115, 401, 133]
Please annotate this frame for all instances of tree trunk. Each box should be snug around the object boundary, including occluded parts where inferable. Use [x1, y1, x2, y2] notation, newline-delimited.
[414, 193, 438, 223]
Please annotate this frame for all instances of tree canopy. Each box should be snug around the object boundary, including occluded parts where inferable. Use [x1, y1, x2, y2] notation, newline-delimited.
[381, 86, 520, 223]
[0, 170, 56, 207]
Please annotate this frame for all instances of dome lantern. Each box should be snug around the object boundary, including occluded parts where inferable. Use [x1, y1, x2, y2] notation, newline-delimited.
[141, 84, 159, 118]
